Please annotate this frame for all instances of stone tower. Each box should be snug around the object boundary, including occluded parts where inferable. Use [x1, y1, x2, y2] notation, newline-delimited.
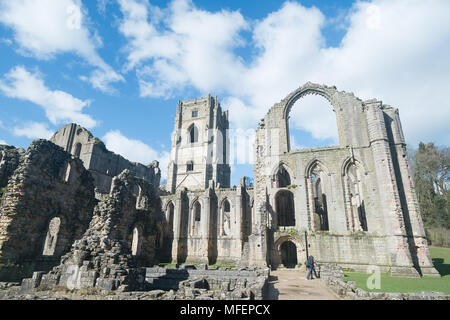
[166, 95, 230, 193]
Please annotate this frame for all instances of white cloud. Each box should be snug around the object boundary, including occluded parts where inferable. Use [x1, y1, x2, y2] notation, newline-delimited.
[102, 130, 170, 178]
[12, 121, 53, 139]
[118, 0, 248, 98]
[0, 66, 97, 128]
[0, 140, 6, 145]
[118, 0, 450, 145]
[0, 0, 123, 92]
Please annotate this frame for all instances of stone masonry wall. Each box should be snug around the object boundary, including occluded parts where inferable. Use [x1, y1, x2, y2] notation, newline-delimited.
[0, 145, 24, 189]
[253, 82, 439, 276]
[51, 124, 161, 194]
[35, 170, 168, 292]
[0, 140, 96, 281]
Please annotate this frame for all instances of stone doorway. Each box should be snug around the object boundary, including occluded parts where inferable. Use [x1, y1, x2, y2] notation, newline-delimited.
[280, 241, 298, 268]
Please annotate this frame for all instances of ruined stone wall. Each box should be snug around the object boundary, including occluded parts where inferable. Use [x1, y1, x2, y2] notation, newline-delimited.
[0, 140, 96, 281]
[383, 107, 437, 276]
[254, 82, 438, 277]
[145, 266, 269, 300]
[39, 170, 168, 291]
[0, 145, 24, 189]
[51, 123, 161, 194]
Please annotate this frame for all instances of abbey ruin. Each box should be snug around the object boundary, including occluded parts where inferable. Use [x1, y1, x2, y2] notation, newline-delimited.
[0, 82, 440, 299]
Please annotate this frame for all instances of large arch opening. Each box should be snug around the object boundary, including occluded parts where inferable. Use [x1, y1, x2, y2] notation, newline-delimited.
[280, 241, 298, 268]
[275, 190, 295, 227]
[287, 94, 339, 151]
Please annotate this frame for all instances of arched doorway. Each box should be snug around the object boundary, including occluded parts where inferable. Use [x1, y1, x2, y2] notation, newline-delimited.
[280, 241, 298, 268]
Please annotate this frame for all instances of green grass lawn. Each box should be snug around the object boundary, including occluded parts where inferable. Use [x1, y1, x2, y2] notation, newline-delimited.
[343, 247, 450, 294]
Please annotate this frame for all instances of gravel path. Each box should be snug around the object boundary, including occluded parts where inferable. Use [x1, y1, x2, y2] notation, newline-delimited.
[266, 268, 340, 300]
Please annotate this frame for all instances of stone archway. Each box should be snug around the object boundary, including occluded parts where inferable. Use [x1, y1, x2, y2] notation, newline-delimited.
[280, 241, 298, 268]
[273, 236, 305, 269]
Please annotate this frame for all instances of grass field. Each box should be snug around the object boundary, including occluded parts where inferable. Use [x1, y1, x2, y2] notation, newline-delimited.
[343, 247, 450, 294]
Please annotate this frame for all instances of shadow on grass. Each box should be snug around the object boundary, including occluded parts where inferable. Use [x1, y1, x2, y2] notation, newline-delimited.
[432, 258, 450, 277]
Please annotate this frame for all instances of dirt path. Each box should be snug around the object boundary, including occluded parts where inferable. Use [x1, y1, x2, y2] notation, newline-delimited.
[266, 268, 340, 300]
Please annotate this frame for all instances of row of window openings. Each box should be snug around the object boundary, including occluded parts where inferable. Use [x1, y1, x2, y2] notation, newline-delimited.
[177, 125, 218, 146]
[166, 200, 233, 235]
[42, 220, 156, 258]
[275, 165, 368, 231]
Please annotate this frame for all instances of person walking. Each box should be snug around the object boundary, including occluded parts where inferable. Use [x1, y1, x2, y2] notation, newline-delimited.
[305, 255, 318, 280]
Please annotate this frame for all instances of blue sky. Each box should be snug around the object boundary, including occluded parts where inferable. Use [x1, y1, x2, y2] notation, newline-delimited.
[0, 0, 449, 186]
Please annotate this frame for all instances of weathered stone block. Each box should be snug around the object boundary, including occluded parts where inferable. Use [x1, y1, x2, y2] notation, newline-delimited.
[19, 271, 45, 293]
[95, 278, 120, 291]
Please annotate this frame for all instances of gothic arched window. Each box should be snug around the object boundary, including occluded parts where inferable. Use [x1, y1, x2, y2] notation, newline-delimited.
[308, 163, 329, 231]
[276, 166, 291, 188]
[189, 124, 199, 143]
[275, 190, 296, 227]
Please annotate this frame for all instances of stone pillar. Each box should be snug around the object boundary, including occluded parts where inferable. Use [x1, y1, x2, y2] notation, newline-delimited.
[200, 192, 210, 264]
[250, 126, 269, 267]
[365, 102, 419, 277]
[171, 196, 182, 263]
[248, 202, 268, 267]
[234, 188, 243, 259]
[343, 177, 354, 231]
[386, 108, 440, 277]
[307, 177, 316, 231]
